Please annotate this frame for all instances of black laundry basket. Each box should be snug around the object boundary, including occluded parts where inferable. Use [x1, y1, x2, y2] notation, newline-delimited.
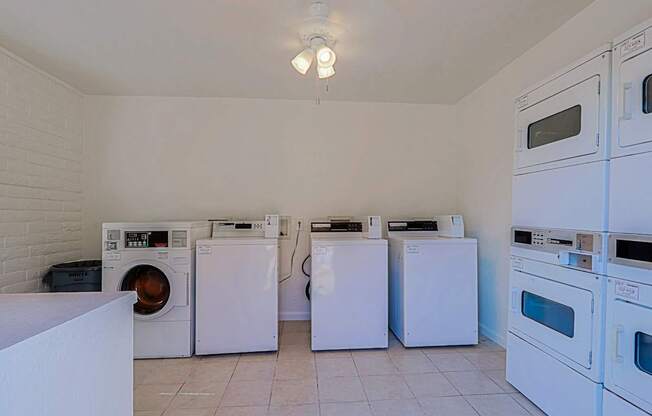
[47, 260, 102, 292]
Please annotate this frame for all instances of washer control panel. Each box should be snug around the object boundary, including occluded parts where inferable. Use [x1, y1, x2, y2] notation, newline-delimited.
[125, 231, 168, 249]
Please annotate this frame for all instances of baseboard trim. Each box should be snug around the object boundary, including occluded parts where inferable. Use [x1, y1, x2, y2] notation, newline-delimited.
[280, 311, 310, 321]
[480, 322, 506, 348]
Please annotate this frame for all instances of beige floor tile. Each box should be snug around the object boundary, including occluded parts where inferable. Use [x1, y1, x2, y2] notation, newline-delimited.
[315, 350, 353, 360]
[387, 346, 427, 359]
[187, 361, 237, 384]
[426, 353, 476, 372]
[318, 376, 367, 403]
[443, 371, 503, 396]
[280, 332, 311, 346]
[361, 375, 414, 401]
[353, 356, 398, 376]
[270, 378, 318, 406]
[369, 399, 425, 416]
[465, 394, 530, 416]
[463, 352, 506, 371]
[135, 366, 152, 385]
[274, 359, 316, 380]
[141, 361, 194, 385]
[320, 401, 373, 416]
[316, 357, 358, 378]
[268, 404, 319, 416]
[277, 344, 314, 361]
[282, 320, 310, 333]
[403, 373, 459, 399]
[215, 406, 267, 416]
[238, 352, 278, 362]
[509, 393, 546, 416]
[418, 396, 479, 416]
[134, 384, 182, 411]
[390, 355, 437, 374]
[351, 349, 390, 359]
[163, 408, 217, 416]
[135, 411, 164, 416]
[199, 355, 240, 365]
[482, 370, 516, 393]
[220, 380, 272, 407]
[169, 382, 227, 409]
[232, 360, 276, 381]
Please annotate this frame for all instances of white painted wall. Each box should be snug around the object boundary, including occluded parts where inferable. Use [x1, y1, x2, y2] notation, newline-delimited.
[82, 96, 458, 318]
[456, 0, 652, 345]
[0, 47, 84, 293]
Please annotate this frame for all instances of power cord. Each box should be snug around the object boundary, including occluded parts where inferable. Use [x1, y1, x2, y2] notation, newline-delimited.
[302, 255, 311, 300]
[279, 220, 302, 284]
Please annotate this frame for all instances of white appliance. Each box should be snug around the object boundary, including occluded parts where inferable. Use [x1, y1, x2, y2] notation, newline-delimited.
[387, 218, 478, 347]
[603, 234, 652, 415]
[506, 226, 607, 416]
[310, 217, 388, 351]
[610, 18, 652, 236]
[512, 45, 611, 232]
[195, 215, 280, 355]
[102, 221, 211, 358]
[433, 214, 465, 238]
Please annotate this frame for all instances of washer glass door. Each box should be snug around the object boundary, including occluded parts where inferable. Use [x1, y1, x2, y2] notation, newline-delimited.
[121, 265, 171, 315]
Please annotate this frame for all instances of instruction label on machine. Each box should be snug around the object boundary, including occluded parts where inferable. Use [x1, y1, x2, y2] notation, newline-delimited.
[406, 245, 420, 254]
[615, 281, 639, 301]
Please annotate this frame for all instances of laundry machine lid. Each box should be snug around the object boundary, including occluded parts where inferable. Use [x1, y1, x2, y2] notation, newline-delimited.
[197, 237, 278, 246]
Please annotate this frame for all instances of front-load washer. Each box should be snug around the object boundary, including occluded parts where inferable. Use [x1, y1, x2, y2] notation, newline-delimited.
[610, 18, 652, 236]
[194, 215, 279, 355]
[102, 221, 211, 359]
[507, 226, 607, 416]
[512, 45, 611, 232]
[602, 234, 652, 415]
[387, 218, 477, 347]
[310, 217, 387, 351]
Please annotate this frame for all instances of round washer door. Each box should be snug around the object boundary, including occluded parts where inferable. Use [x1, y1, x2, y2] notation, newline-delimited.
[121, 264, 171, 316]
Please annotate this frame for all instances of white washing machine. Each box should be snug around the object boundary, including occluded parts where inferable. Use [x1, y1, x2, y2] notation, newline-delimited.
[194, 215, 279, 355]
[610, 17, 652, 236]
[506, 226, 607, 416]
[102, 221, 211, 359]
[310, 217, 387, 351]
[512, 45, 611, 232]
[603, 234, 652, 415]
[387, 218, 477, 347]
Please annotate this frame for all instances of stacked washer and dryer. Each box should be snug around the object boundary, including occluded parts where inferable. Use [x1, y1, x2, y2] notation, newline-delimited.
[603, 19, 652, 416]
[507, 46, 612, 416]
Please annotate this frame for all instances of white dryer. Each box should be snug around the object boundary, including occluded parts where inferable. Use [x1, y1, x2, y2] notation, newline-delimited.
[310, 217, 387, 351]
[194, 215, 279, 355]
[512, 45, 611, 232]
[387, 218, 477, 347]
[610, 18, 652, 236]
[603, 234, 652, 415]
[102, 221, 211, 359]
[506, 226, 607, 416]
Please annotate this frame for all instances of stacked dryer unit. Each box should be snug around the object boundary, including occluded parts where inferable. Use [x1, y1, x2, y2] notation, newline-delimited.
[507, 45, 612, 416]
[194, 215, 280, 355]
[309, 216, 388, 351]
[102, 221, 211, 359]
[387, 216, 478, 347]
[603, 19, 652, 416]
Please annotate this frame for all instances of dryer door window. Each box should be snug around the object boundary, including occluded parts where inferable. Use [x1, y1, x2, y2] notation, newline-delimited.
[122, 265, 171, 315]
[528, 105, 582, 149]
[644, 75, 652, 114]
[636, 332, 652, 376]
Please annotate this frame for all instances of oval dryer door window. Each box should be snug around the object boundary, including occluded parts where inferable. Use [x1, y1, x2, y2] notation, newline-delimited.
[121, 265, 171, 315]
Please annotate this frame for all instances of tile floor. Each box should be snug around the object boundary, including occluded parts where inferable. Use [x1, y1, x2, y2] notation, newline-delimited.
[134, 321, 546, 416]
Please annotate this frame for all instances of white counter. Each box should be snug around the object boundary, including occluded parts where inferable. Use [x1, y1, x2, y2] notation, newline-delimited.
[0, 292, 136, 416]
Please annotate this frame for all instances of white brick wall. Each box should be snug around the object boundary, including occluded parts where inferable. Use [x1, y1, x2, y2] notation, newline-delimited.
[0, 47, 84, 293]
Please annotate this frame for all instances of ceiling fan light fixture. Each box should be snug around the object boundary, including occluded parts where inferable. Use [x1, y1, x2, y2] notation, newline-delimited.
[316, 45, 336, 68]
[317, 65, 335, 79]
[291, 47, 315, 75]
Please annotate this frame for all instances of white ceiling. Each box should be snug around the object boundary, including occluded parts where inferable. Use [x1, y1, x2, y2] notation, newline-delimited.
[0, 0, 593, 104]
